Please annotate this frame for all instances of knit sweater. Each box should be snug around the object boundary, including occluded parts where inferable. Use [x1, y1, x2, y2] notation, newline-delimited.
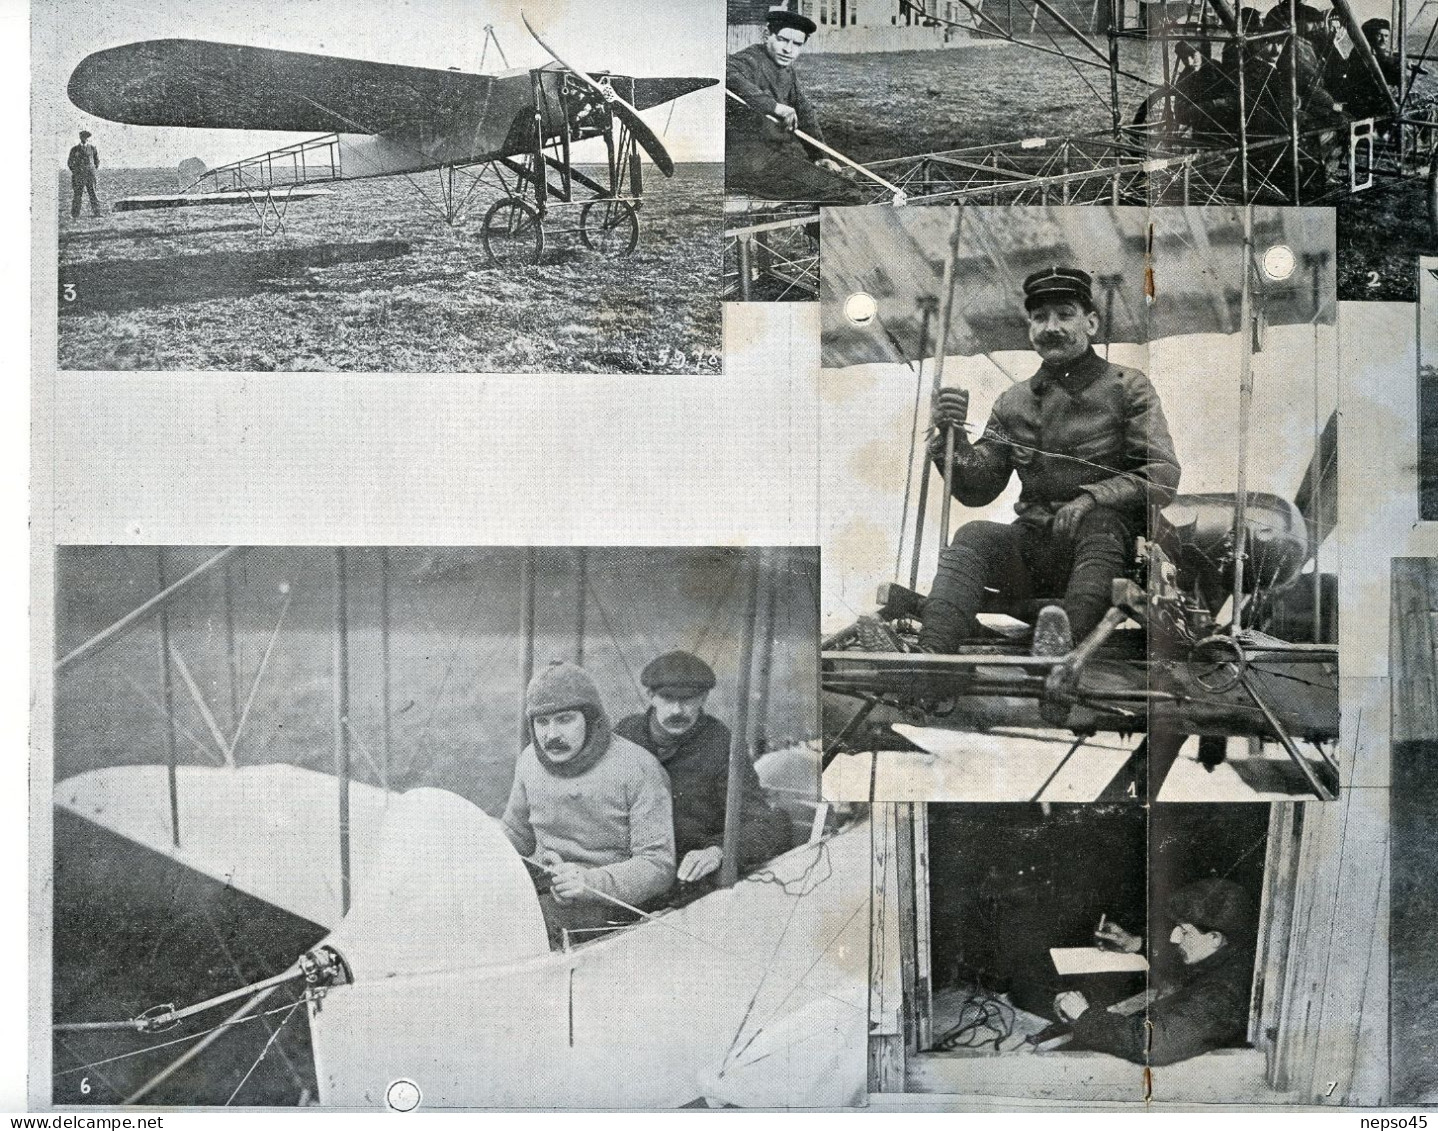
[501, 734, 676, 908]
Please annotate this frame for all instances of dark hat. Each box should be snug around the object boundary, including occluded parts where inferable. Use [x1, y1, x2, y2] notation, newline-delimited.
[79, 130, 92, 139]
[1362, 16, 1391, 39]
[1263, 1, 1323, 29]
[1164, 878, 1254, 943]
[640, 650, 717, 695]
[767, 8, 818, 36]
[1022, 266, 1095, 313]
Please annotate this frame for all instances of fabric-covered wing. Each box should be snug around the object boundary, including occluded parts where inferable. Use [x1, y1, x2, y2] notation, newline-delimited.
[820, 205, 1337, 368]
[69, 39, 500, 135]
[630, 76, 717, 111]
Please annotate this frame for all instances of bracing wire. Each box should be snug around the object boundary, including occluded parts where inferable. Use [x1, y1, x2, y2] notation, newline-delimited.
[692, 554, 748, 656]
[52, 999, 312, 1079]
[224, 997, 307, 1106]
[581, 575, 645, 699]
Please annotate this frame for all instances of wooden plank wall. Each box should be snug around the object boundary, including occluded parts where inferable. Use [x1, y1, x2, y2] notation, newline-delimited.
[1392, 559, 1438, 744]
[1268, 675, 1389, 1104]
[868, 804, 906, 1092]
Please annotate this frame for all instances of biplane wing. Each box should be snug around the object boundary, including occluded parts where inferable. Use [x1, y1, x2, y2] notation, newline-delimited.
[819, 205, 1336, 368]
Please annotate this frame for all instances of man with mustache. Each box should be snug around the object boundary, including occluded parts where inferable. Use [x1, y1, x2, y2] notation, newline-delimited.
[502, 660, 676, 947]
[891, 267, 1180, 659]
[1052, 878, 1256, 1065]
[614, 651, 792, 898]
[726, 10, 866, 204]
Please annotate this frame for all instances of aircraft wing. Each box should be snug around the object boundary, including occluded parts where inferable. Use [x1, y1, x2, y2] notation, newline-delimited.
[70, 40, 716, 138]
[630, 77, 717, 110]
[820, 205, 1337, 369]
[69, 38, 501, 135]
[55, 762, 391, 929]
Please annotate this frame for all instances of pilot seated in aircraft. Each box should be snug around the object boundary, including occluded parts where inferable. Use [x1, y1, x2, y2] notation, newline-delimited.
[614, 651, 793, 903]
[502, 661, 677, 947]
[1052, 879, 1255, 1066]
[870, 267, 1180, 661]
[726, 10, 868, 204]
[1247, 4, 1345, 127]
[1342, 18, 1405, 121]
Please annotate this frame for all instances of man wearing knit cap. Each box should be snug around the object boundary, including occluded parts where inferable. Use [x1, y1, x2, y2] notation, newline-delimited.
[877, 266, 1179, 665]
[615, 650, 792, 897]
[1053, 877, 1255, 1065]
[726, 9, 867, 203]
[502, 661, 676, 947]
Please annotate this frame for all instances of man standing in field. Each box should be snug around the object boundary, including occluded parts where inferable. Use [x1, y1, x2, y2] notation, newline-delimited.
[67, 130, 102, 219]
[614, 651, 792, 900]
[868, 267, 1180, 660]
[502, 661, 676, 947]
[726, 10, 866, 203]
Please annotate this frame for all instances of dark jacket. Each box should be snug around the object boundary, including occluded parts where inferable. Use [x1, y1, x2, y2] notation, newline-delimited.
[935, 347, 1180, 525]
[67, 142, 99, 179]
[1342, 49, 1401, 119]
[726, 43, 825, 151]
[1067, 941, 1253, 1066]
[614, 710, 792, 873]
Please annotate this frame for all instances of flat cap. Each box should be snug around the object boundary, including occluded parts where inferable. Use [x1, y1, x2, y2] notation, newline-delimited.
[767, 9, 818, 36]
[1165, 878, 1254, 942]
[640, 650, 717, 694]
[1023, 266, 1095, 312]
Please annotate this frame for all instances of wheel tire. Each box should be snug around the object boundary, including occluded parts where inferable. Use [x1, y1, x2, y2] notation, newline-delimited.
[579, 199, 639, 258]
[481, 197, 544, 267]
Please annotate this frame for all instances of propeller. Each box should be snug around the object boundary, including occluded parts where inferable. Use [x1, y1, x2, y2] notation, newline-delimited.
[521, 11, 676, 177]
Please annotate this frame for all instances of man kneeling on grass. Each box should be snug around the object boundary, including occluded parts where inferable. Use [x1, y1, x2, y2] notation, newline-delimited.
[502, 660, 676, 948]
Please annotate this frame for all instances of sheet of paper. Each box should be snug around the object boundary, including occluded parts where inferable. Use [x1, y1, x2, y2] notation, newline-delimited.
[1049, 947, 1150, 976]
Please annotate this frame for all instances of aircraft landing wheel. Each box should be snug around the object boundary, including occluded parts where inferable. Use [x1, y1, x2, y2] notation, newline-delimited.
[1186, 634, 1246, 694]
[482, 197, 544, 267]
[579, 199, 639, 258]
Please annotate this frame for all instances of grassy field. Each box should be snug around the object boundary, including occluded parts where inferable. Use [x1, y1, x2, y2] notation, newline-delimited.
[1338, 174, 1438, 302]
[56, 165, 723, 374]
[776, 42, 1436, 300]
[798, 41, 1146, 163]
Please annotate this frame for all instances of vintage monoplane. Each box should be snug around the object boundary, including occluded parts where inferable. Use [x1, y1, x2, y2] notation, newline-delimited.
[68, 16, 716, 262]
[818, 206, 1340, 802]
[48, 547, 866, 1108]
